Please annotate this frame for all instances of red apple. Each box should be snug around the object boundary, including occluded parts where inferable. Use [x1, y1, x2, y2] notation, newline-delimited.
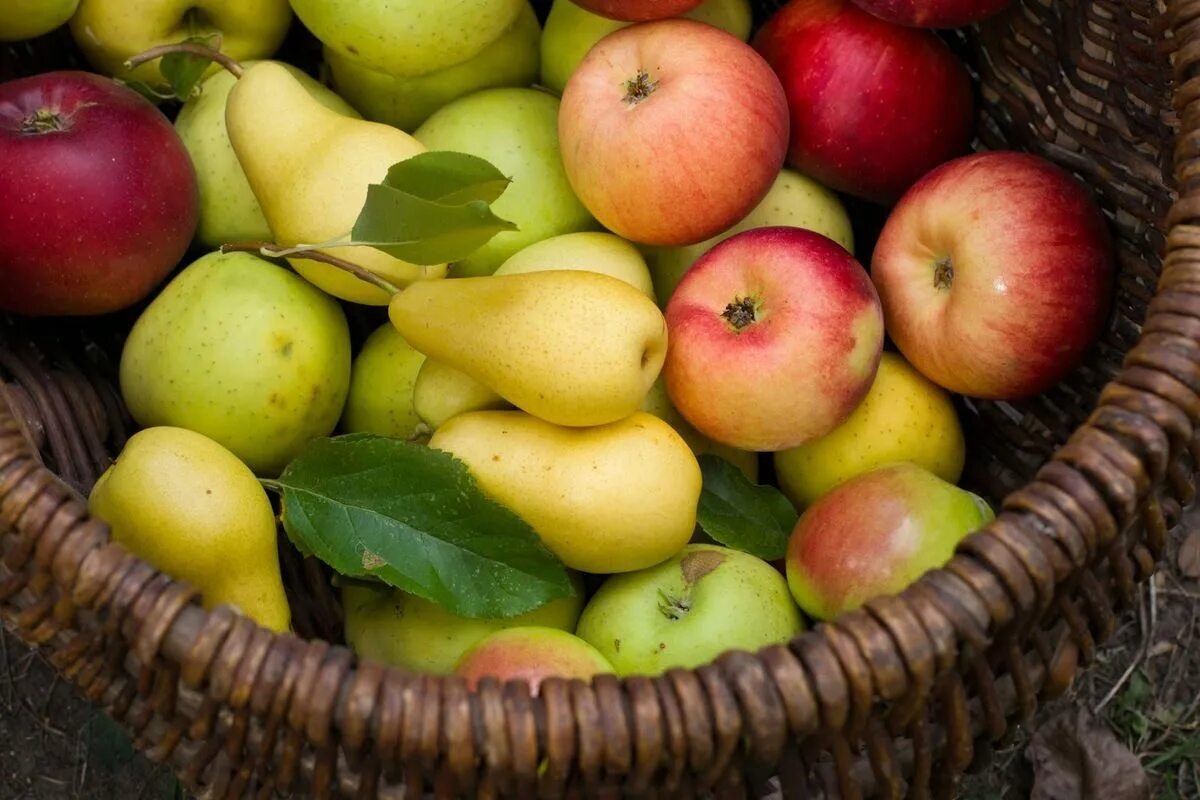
[559, 19, 789, 247]
[752, 0, 974, 204]
[849, 0, 1014, 28]
[0, 71, 198, 318]
[455, 626, 614, 694]
[569, 0, 704, 20]
[871, 151, 1114, 400]
[786, 463, 994, 620]
[664, 226, 884, 452]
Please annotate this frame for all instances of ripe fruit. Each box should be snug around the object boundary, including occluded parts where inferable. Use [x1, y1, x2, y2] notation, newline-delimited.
[871, 151, 1115, 399]
[664, 227, 884, 452]
[576, 544, 803, 676]
[559, 19, 789, 246]
[89, 427, 291, 632]
[773, 351, 965, 508]
[570, 0, 704, 20]
[119, 251, 352, 477]
[0, 71, 197, 317]
[495, 232, 657, 301]
[0, 0, 79, 41]
[786, 463, 994, 620]
[455, 627, 615, 693]
[753, 0, 973, 203]
[341, 324, 427, 440]
[412, 359, 510, 431]
[849, 0, 1014, 28]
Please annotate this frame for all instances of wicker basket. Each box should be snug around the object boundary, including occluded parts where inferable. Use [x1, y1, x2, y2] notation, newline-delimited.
[0, 0, 1193, 796]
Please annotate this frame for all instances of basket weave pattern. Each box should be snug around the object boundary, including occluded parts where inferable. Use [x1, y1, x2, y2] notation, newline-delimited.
[0, 0, 1196, 796]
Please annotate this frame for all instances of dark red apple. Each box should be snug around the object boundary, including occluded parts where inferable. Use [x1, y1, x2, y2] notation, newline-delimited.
[752, 0, 974, 204]
[569, 0, 704, 21]
[0, 71, 198, 317]
[849, 0, 1014, 28]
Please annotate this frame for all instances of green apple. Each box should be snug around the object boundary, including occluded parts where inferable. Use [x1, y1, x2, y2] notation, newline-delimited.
[342, 575, 585, 674]
[324, 4, 541, 133]
[576, 544, 803, 676]
[291, 0, 526, 77]
[174, 61, 359, 248]
[414, 87, 596, 277]
[341, 323, 427, 440]
[0, 0, 79, 41]
[786, 463, 994, 621]
[539, 0, 752, 94]
[69, 0, 293, 91]
[495, 232, 656, 300]
[644, 168, 855, 305]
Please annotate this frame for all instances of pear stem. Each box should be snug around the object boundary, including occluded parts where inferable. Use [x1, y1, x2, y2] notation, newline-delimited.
[220, 241, 402, 296]
[124, 42, 244, 79]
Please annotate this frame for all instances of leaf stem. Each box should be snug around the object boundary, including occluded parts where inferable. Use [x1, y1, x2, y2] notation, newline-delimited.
[220, 241, 401, 296]
[124, 41, 244, 78]
[259, 478, 284, 493]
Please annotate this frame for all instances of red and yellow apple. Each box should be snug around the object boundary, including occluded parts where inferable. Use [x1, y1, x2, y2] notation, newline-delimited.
[871, 151, 1115, 400]
[569, 0, 704, 21]
[455, 626, 615, 693]
[752, 0, 973, 204]
[786, 463, 994, 620]
[849, 0, 1014, 28]
[559, 18, 789, 247]
[664, 226, 884, 452]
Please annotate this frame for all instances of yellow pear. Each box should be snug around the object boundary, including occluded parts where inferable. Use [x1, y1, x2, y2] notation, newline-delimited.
[429, 411, 701, 574]
[88, 426, 290, 632]
[389, 270, 667, 427]
[412, 358, 511, 431]
[639, 377, 759, 481]
[225, 61, 447, 305]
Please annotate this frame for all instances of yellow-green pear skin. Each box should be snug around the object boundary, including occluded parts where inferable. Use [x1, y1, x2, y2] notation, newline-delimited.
[324, 4, 541, 133]
[495, 232, 656, 301]
[225, 61, 447, 305]
[175, 62, 360, 249]
[639, 377, 759, 481]
[342, 575, 584, 674]
[413, 359, 511, 431]
[389, 271, 667, 428]
[0, 0, 78, 41]
[429, 411, 702, 574]
[341, 324, 427, 440]
[88, 426, 291, 632]
[119, 251, 351, 477]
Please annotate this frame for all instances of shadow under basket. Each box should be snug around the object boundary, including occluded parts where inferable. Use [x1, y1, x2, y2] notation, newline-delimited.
[3, 0, 1200, 796]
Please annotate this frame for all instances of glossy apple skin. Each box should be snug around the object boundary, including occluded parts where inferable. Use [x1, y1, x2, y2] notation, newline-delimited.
[0, 71, 198, 317]
[849, 0, 1014, 28]
[786, 463, 994, 620]
[664, 226, 884, 452]
[570, 0, 704, 21]
[871, 151, 1115, 400]
[559, 19, 788, 247]
[752, 0, 973, 204]
[455, 627, 614, 694]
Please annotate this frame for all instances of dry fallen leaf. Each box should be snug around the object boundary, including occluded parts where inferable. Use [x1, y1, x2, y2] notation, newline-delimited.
[1026, 708, 1150, 800]
[1179, 528, 1200, 579]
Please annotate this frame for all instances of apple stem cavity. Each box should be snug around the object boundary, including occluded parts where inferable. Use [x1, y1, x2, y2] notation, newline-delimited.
[933, 256, 954, 291]
[220, 241, 401, 295]
[657, 589, 692, 621]
[125, 41, 245, 79]
[720, 297, 759, 332]
[19, 109, 69, 135]
[622, 70, 661, 106]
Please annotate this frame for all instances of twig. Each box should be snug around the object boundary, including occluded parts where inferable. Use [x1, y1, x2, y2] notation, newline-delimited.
[1095, 580, 1158, 713]
[124, 42, 243, 78]
[220, 241, 401, 295]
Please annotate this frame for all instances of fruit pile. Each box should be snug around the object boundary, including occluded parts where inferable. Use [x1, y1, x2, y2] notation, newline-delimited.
[0, 0, 1115, 692]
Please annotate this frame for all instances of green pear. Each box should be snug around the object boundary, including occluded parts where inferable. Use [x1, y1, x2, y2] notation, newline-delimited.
[89, 426, 291, 632]
[495, 231, 656, 301]
[342, 575, 584, 674]
[341, 323, 427, 440]
[225, 61, 447, 305]
[0, 0, 78, 41]
[389, 270, 666, 428]
[539, 0, 752, 94]
[291, 0, 526, 77]
[639, 377, 759, 481]
[119, 251, 352, 476]
[414, 87, 596, 277]
[644, 168, 855, 305]
[324, 4, 541, 133]
[175, 61, 360, 249]
[412, 359, 511, 431]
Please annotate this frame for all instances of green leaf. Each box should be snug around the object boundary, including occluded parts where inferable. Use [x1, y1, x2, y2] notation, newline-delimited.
[274, 433, 574, 619]
[696, 454, 797, 561]
[350, 182, 517, 265]
[159, 34, 222, 100]
[381, 151, 513, 205]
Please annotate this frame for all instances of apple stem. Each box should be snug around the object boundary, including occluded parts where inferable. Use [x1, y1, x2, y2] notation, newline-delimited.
[124, 42, 244, 79]
[933, 256, 954, 291]
[220, 241, 401, 296]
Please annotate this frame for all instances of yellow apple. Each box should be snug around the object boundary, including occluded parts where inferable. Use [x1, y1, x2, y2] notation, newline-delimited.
[494, 231, 656, 301]
[773, 351, 966, 508]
